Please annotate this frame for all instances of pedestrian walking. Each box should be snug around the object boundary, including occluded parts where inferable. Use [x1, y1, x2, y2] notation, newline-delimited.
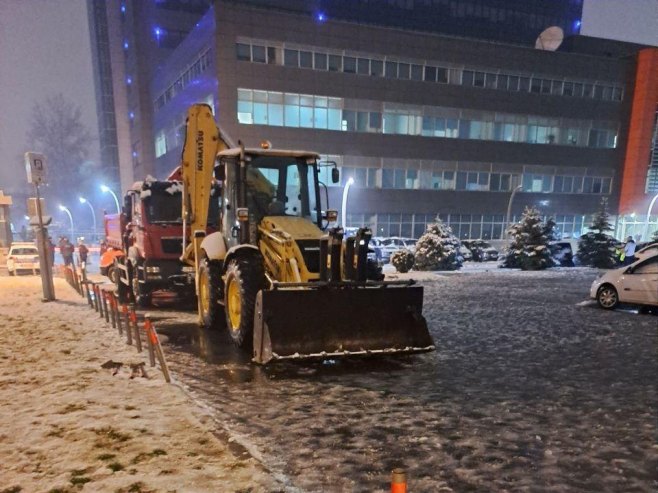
[623, 236, 636, 266]
[47, 236, 55, 267]
[60, 237, 74, 266]
[78, 239, 89, 267]
[99, 239, 108, 256]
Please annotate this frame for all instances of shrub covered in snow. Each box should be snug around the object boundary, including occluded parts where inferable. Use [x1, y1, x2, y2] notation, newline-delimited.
[501, 207, 558, 271]
[414, 219, 462, 271]
[577, 199, 618, 269]
[391, 249, 415, 273]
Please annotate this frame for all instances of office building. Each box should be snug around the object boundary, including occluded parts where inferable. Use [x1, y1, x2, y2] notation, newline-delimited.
[147, 1, 658, 240]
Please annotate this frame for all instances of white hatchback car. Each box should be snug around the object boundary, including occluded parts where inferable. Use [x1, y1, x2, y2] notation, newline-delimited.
[634, 242, 658, 262]
[6, 242, 40, 275]
[590, 252, 658, 309]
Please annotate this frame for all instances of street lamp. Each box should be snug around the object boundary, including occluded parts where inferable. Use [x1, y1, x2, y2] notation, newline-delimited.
[79, 196, 97, 241]
[58, 205, 74, 240]
[341, 176, 355, 228]
[504, 185, 523, 239]
[100, 184, 121, 213]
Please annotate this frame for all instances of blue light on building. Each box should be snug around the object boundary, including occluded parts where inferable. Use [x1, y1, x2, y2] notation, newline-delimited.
[120, 4, 126, 14]
[123, 40, 129, 50]
[129, 112, 135, 120]
[126, 76, 132, 85]
[315, 11, 326, 23]
[574, 19, 582, 30]
[154, 26, 163, 40]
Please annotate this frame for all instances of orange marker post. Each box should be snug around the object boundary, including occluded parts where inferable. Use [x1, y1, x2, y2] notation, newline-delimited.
[391, 468, 407, 493]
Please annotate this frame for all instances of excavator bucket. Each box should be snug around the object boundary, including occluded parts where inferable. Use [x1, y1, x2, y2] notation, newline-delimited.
[252, 283, 434, 364]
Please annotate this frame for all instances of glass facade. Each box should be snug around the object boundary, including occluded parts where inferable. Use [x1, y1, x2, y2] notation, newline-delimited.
[237, 88, 619, 149]
[320, 155, 613, 195]
[347, 212, 591, 240]
[235, 40, 624, 103]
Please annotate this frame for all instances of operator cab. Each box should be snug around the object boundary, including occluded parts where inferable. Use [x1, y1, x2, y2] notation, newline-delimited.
[216, 148, 323, 239]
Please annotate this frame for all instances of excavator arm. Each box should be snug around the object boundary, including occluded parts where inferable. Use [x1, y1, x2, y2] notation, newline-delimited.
[179, 104, 232, 267]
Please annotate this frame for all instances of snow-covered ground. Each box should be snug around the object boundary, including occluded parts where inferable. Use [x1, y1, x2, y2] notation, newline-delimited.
[0, 276, 281, 492]
[156, 267, 657, 492]
[2, 268, 656, 492]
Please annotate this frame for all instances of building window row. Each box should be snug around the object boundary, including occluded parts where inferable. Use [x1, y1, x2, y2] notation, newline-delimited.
[235, 41, 624, 103]
[237, 88, 619, 149]
[154, 49, 211, 110]
[347, 213, 590, 240]
[337, 165, 612, 195]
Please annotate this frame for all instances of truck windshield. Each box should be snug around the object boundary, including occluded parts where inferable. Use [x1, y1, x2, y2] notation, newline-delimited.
[246, 156, 319, 224]
[145, 190, 220, 225]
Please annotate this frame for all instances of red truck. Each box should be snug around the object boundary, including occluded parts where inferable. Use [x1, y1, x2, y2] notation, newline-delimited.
[103, 175, 217, 306]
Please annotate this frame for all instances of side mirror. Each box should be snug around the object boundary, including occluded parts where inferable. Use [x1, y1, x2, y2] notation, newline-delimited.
[331, 168, 340, 184]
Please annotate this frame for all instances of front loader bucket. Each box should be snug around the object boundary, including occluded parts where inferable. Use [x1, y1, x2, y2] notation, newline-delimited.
[252, 284, 434, 364]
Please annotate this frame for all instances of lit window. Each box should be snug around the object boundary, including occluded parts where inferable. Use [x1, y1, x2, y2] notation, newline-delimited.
[155, 131, 166, 158]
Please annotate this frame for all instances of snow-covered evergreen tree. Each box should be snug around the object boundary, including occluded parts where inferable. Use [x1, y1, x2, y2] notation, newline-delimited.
[577, 199, 617, 269]
[391, 249, 414, 273]
[414, 218, 462, 271]
[501, 206, 558, 270]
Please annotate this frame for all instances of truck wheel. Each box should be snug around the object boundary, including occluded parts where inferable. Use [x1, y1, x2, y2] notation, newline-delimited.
[131, 263, 151, 307]
[224, 257, 264, 348]
[115, 260, 130, 304]
[198, 259, 224, 330]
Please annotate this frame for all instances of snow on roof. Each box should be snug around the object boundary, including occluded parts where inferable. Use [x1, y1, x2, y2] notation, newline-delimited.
[217, 148, 320, 159]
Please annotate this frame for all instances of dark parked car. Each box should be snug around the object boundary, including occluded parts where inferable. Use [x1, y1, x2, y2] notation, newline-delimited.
[550, 241, 575, 267]
[462, 240, 499, 262]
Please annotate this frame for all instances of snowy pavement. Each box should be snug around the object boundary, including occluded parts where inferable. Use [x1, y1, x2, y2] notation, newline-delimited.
[0, 276, 280, 493]
[153, 267, 657, 492]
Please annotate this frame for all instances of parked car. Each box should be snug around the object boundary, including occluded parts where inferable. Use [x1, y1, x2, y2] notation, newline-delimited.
[458, 245, 473, 262]
[462, 240, 498, 261]
[380, 237, 411, 263]
[550, 241, 575, 267]
[590, 252, 658, 310]
[6, 242, 40, 275]
[400, 238, 417, 253]
[634, 242, 658, 262]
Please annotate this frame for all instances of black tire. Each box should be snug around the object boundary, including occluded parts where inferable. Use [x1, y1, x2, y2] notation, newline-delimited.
[107, 266, 119, 284]
[597, 285, 618, 310]
[131, 262, 151, 307]
[198, 258, 225, 330]
[224, 256, 264, 348]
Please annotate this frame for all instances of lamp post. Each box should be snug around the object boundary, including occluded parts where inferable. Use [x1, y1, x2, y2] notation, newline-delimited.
[504, 185, 523, 239]
[643, 192, 658, 241]
[341, 176, 355, 228]
[79, 196, 97, 241]
[100, 184, 121, 213]
[58, 205, 74, 240]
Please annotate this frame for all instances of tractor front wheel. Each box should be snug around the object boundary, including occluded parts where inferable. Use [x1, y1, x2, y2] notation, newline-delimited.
[224, 257, 264, 348]
[198, 258, 224, 330]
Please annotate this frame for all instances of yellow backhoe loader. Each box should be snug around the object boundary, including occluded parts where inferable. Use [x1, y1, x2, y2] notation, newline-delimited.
[179, 104, 434, 364]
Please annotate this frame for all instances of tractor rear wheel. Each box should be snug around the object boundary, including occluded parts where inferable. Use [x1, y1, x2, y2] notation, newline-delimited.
[198, 258, 225, 330]
[224, 257, 264, 348]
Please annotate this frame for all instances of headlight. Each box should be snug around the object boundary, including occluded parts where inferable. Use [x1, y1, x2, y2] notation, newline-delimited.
[146, 266, 161, 273]
[182, 266, 195, 273]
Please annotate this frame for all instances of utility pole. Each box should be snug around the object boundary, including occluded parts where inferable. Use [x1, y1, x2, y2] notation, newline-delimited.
[25, 152, 55, 301]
